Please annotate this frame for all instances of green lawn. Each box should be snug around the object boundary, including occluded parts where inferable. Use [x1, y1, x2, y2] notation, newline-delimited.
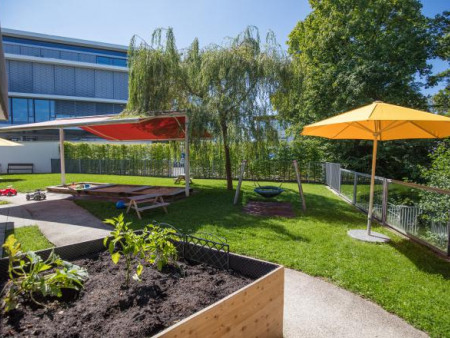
[0, 200, 10, 205]
[1, 173, 449, 337]
[5, 225, 54, 254]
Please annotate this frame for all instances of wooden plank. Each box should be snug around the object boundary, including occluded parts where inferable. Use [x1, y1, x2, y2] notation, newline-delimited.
[390, 179, 450, 195]
[136, 203, 170, 212]
[128, 193, 164, 201]
[293, 160, 307, 211]
[155, 266, 284, 338]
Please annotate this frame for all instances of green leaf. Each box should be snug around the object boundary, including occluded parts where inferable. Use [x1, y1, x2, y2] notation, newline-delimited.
[136, 263, 143, 276]
[111, 252, 121, 264]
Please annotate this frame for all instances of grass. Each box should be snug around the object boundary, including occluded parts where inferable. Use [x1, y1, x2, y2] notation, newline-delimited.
[5, 225, 54, 253]
[0, 200, 10, 205]
[1, 173, 449, 337]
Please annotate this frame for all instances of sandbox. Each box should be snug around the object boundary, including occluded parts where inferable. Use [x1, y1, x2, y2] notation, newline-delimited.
[47, 182, 192, 200]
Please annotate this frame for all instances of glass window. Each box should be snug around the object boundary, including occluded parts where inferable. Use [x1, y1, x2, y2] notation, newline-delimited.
[113, 58, 127, 67]
[97, 56, 112, 65]
[11, 98, 29, 124]
[50, 101, 56, 120]
[34, 100, 51, 122]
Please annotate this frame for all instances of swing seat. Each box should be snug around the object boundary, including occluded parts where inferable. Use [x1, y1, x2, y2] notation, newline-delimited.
[254, 186, 284, 198]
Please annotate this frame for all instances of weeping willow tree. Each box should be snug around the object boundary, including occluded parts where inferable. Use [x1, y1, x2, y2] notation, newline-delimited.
[124, 27, 288, 190]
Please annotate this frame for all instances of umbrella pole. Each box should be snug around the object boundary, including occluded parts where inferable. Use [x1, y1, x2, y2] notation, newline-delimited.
[367, 138, 378, 235]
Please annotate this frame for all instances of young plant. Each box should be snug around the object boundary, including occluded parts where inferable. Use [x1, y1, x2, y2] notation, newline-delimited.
[1, 235, 88, 312]
[104, 214, 146, 287]
[143, 223, 179, 271]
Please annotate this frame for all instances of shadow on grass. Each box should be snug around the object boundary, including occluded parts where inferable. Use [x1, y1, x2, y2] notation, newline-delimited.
[75, 186, 310, 243]
[388, 238, 450, 280]
[0, 178, 25, 185]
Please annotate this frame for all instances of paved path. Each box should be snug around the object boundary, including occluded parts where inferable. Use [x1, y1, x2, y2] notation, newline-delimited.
[0, 193, 111, 248]
[284, 268, 428, 337]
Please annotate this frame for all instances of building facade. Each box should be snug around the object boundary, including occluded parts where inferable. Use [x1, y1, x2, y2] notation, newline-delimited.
[1, 29, 128, 140]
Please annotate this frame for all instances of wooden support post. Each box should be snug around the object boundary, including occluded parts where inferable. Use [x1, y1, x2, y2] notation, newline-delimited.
[367, 138, 379, 235]
[233, 160, 247, 205]
[185, 115, 190, 197]
[59, 128, 66, 185]
[293, 160, 306, 211]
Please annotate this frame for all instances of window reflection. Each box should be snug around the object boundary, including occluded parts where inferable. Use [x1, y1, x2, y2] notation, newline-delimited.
[34, 100, 50, 122]
[12, 98, 29, 124]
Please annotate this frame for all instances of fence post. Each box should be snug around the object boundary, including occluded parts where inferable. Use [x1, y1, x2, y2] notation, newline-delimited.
[78, 159, 82, 173]
[352, 172, 357, 205]
[382, 178, 389, 225]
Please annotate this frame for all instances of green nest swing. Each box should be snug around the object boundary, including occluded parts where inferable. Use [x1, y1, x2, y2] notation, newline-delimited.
[254, 185, 284, 198]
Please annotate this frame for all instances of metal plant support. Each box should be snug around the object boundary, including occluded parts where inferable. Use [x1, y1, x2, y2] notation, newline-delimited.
[153, 222, 230, 270]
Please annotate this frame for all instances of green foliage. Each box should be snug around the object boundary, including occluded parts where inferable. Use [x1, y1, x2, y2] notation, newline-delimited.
[144, 224, 178, 271]
[1, 235, 88, 312]
[274, 0, 439, 180]
[419, 140, 450, 225]
[104, 215, 179, 286]
[123, 26, 288, 190]
[64, 140, 325, 178]
[104, 214, 146, 287]
[431, 87, 449, 116]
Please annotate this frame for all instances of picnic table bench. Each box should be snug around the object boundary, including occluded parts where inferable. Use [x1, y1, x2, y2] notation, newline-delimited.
[126, 193, 170, 219]
[7, 163, 34, 174]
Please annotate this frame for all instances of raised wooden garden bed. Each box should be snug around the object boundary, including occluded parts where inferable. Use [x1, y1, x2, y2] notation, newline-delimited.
[0, 235, 284, 337]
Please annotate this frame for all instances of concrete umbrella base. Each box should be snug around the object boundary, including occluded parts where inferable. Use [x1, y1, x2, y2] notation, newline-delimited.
[348, 229, 390, 243]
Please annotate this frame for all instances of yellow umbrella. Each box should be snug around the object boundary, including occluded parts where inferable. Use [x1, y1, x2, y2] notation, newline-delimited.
[0, 138, 22, 146]
[302, 101, 450, 242]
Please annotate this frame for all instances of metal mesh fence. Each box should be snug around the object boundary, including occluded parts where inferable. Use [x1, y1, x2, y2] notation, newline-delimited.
[325, 163, 449, 256]
[52, 159, 326, 183]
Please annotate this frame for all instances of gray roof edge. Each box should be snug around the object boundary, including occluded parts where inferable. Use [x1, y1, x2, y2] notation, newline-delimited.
[2, 28, 128, 53]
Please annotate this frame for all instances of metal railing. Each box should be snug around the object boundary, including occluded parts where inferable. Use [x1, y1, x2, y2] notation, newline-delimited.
[51, 158, 326, 183]
[325, 163, 450, 256]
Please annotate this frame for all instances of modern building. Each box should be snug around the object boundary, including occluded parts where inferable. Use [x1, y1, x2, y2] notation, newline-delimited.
[0, 28, 128, 140]
[0, 26, 8, 120]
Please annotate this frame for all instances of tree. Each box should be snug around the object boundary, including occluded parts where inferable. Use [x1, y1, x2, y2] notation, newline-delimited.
[431, 87, 450, 116]
[418, 140, 450, 250]
[273, 0, 436, 180]
[125, 27, 287, 190]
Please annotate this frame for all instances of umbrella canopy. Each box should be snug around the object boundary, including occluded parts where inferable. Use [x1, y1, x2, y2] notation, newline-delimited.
[0, 138, 22, 146]
[302, 101, 450, 140]
[302, 101, 450, 242]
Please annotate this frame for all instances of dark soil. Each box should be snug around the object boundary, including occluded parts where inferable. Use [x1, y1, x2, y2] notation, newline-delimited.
[243, 200, 296, 217]
[1, 251, 253, 337]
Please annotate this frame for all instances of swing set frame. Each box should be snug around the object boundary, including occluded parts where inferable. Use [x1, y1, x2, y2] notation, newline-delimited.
[233, 160, 307, 211]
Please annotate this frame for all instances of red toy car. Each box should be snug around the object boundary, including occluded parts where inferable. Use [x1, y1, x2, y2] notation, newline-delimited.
[0, 187, 18, 196]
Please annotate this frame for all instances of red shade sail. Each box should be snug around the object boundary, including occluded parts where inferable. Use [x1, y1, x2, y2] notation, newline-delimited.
[81, 116, 186, 141]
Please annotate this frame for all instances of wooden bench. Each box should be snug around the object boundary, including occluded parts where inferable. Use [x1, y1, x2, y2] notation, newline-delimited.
[126, 193, 170, 219]
[7, 163, 34, 174]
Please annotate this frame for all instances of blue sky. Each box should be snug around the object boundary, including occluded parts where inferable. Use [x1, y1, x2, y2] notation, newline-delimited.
[1, 0, 448, 95]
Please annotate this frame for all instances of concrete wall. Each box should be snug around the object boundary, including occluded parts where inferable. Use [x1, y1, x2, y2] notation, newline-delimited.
[0, 141, 59, 173]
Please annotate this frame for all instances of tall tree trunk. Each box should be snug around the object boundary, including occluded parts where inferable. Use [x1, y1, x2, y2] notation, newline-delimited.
[221, 120, 233, 190]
